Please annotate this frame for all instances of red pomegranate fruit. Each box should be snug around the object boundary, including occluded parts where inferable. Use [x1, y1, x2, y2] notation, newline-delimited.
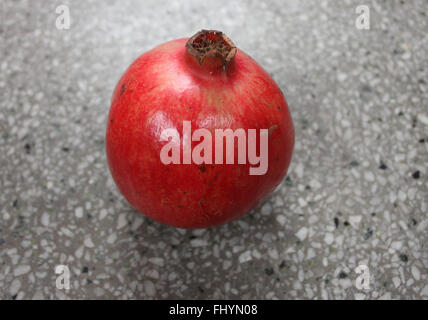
[106, 30, 294, 228]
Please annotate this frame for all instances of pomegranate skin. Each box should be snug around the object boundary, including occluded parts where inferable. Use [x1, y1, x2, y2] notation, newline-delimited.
[106, 35, 294, 229]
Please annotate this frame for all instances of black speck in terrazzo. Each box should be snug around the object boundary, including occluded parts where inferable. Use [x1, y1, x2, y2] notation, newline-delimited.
[198, 286, 204, 293]
[359, 85, 372, 100]
[412, 116, 417, 128]
[338, 272, 348, 279]
[279, 260, 288, 269]
[411, 218, 418, 226]
[393, 48, 404, 55]
[363, 229, 373, 240]
[350, 160, 359, 167]
[379, 161, 388, 170]
[371, 212, 376, 217]
[361, 85, 371, 93]
[344, 221, 350, 227]
[12, 199, 18, 208]
[82, 266, 89, 273]
[24, 143, 31, 154]
[265, 267, 274, 276]
[412, 171, 420, 179]
[284, 176, 292, 187]
[62, 147, 70, 152]
[11, 294, 17, 300]
[419, 138, 425, 143]
[334, 217, 339, 229]
[86, 279, 93, 285]
[399, 254, 408, 263]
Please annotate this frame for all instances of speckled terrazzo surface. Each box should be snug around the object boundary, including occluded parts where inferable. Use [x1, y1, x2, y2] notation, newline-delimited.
[1, 0, 427, 300]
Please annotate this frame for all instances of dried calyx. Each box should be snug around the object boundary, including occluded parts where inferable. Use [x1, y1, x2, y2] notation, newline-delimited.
[186, 30, 237, 67]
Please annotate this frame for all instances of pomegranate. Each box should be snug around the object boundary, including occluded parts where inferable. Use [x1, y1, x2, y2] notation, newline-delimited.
[106, 30, 294, 228]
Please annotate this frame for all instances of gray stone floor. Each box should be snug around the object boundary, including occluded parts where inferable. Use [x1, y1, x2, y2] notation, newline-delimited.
[0, 0, 427, 300]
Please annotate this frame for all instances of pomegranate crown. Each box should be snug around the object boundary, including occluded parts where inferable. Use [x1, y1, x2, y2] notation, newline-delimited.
[185, 30, 237, 66]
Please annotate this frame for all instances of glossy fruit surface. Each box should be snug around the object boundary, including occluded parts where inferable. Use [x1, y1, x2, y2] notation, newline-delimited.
[106, 30, 294, 228]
